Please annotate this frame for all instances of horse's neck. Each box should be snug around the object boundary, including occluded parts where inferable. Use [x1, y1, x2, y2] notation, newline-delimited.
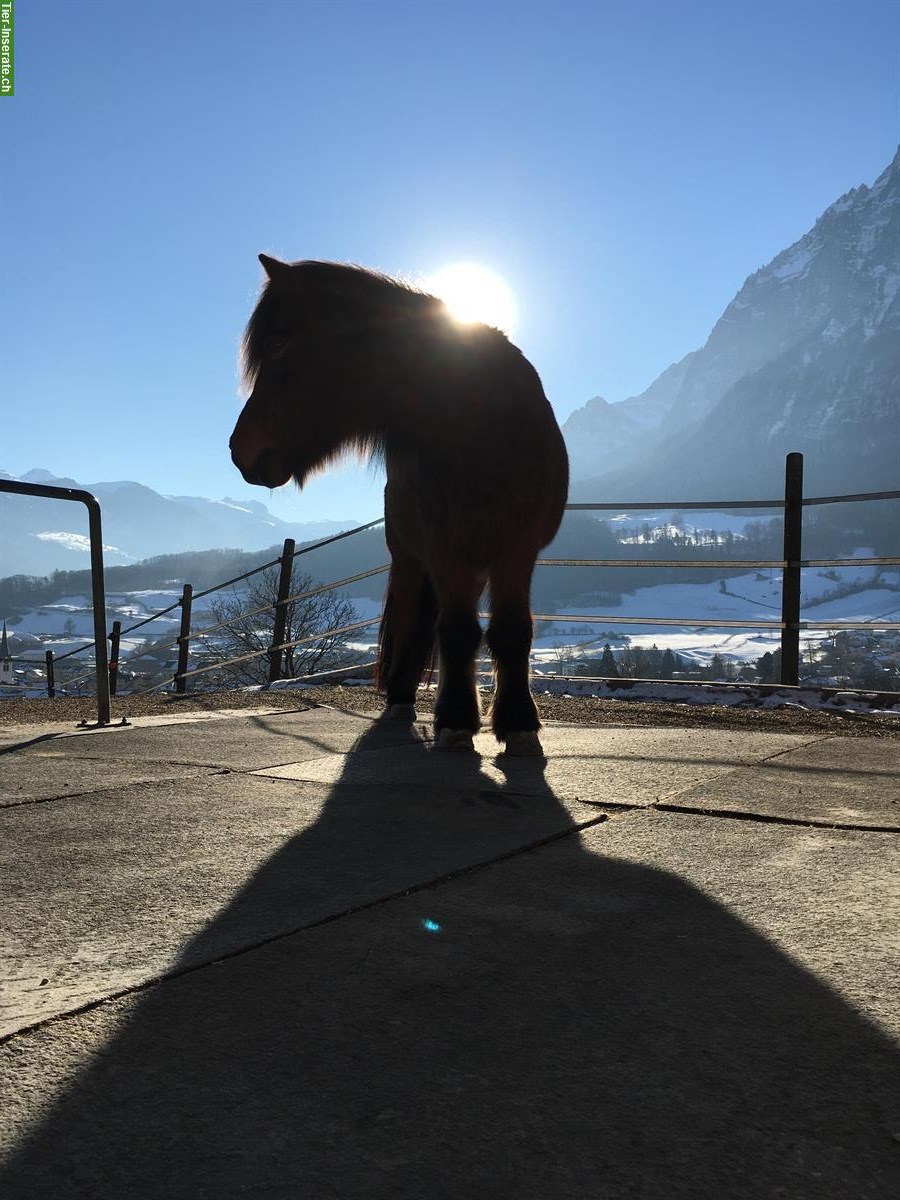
[354, 327, 428, 423]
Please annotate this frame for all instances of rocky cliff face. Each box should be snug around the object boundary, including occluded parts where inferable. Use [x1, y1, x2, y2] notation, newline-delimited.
[565, 148, 900, 500]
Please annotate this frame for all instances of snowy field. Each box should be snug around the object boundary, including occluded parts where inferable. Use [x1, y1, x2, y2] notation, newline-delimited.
[532, 558, 900, 669]
[8, 589, 221, 659]
[312, 562, 900, 673]
[3, 555, 897, 697]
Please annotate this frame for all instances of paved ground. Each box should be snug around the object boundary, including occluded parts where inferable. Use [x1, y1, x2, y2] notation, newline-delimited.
[1, 701, 898, 1198]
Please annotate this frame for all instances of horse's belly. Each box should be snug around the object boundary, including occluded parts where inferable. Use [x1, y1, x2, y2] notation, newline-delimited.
[385, 429, 567, 569]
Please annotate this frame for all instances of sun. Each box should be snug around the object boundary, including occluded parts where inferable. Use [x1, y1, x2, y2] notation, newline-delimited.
[427, 262, 517, 333]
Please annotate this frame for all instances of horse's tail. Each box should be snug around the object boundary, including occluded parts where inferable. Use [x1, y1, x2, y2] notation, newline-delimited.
[377, 573, 438, 694]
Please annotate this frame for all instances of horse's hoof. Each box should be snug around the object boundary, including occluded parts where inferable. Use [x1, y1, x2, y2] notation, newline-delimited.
[434, 728, 476, 753]
[385, 703, 417, 722]
[502, 731, 544, 757]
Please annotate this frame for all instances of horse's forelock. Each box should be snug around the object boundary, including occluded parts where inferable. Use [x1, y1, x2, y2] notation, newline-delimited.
[240, 282, 274, 392]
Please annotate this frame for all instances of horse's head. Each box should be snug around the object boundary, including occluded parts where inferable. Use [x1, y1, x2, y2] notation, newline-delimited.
[229, 254, 304, 489]
[231, 253, 390, 490]
[231, 255, 436, 490]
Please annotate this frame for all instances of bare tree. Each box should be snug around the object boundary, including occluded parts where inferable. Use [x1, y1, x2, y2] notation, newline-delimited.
[201, 566, 359, 687]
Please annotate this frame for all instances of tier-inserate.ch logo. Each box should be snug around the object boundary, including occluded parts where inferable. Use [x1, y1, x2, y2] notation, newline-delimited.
[1, 0, 13, 98]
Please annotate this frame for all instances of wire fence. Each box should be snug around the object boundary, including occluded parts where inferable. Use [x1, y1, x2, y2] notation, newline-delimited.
[4, 457, 899, 714]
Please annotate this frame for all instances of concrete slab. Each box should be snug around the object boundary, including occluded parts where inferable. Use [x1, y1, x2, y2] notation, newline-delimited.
[0, 705, 316, 749]
[0, 756, 217, 806]
[3, 706, 430, 780]
[665, 735, 900, 829]
[256, 724, 814, 806]
[1, 759, 604, 1036]
[1, 810, 897, 1199]
[0, 721, 80, 750]
[576, 809, 900, 1036]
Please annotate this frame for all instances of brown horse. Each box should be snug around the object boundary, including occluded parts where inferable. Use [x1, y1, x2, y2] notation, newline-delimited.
[230, 256, 569, 754]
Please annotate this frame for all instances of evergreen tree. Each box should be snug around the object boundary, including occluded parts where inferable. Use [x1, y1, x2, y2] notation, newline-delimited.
[660, 648, 676, 679]
[630, 647, 650, 677]
[599, 643, 618, 677]
[709, 653, 727, 680]
[756, 651, 775, 682]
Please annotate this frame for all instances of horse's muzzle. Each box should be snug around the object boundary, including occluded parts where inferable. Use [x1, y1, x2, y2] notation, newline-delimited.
[232, 445, 292, 489]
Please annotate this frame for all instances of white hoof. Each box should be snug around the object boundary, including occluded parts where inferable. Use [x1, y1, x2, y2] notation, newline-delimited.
[434, 728, 476, 753]
[385, 703, 417, 722]
[502, 731, 544, 757]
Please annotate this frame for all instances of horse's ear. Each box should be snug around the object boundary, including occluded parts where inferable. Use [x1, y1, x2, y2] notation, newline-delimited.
[259, 253, 288, 280]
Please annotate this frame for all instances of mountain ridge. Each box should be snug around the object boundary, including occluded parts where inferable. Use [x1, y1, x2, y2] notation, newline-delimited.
[0, 468, 356, 576]
[565, 147, 900, 500]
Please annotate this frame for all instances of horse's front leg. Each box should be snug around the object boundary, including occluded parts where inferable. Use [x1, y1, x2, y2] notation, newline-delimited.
[432, 569, 485, 751]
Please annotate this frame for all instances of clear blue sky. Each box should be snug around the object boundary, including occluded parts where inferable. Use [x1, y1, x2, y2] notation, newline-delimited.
[1, 0, 898, 523]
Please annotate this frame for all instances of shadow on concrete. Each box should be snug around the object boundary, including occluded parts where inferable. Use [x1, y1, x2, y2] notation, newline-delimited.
[2, 720, 898, 1198]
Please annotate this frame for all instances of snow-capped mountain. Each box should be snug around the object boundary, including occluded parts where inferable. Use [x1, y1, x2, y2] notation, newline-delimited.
[565, 147, 900, 500]
[0, 468, 353, 576]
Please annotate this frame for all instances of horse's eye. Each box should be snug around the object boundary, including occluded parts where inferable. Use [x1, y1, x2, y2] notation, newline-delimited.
[266, 335, 289, 356]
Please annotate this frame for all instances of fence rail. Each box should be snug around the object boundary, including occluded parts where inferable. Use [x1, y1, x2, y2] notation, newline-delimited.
[3, 453, 899, 716]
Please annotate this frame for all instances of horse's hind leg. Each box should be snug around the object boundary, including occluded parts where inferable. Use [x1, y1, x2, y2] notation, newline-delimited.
[379, 556, 438, 719]
[432, 568, 484, 750]
[487, 557, 542, 756]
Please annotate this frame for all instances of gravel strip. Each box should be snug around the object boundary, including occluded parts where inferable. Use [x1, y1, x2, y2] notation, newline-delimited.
[2, 686, 898, 738]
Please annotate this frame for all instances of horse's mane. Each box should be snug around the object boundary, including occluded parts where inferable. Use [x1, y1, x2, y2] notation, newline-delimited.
[241, 261, 444, 392]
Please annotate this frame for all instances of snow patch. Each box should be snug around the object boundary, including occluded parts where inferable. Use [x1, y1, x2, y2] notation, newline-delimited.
[772, 244, 816, 281]
[820, 317, 849, 343]
[767, 396, 795, 440]
[528, 678, 899, 716]
[35, 531, 128, 555]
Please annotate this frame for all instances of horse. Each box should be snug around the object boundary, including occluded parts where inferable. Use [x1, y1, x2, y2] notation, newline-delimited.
[230, 255, 569, 755]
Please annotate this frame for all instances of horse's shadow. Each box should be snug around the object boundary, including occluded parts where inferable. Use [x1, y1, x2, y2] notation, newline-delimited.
[2, 719, 898, 1199]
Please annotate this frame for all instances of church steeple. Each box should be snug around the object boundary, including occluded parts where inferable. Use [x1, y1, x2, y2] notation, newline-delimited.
[0, 620, 14, 686]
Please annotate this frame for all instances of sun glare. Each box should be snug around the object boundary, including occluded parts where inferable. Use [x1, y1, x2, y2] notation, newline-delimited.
[427, 262, 517, 333]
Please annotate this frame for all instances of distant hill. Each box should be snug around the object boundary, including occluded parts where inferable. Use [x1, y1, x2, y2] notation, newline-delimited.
[0, 529, 394, 620]
[564, 147, 900, 501]
[0, 468, 356, 575]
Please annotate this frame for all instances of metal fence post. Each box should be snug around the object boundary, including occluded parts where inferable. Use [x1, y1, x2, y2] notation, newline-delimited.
[83, 494, 111, 723]
[109, 619, 121, 696]
[0, 480, 110, 724]
[269, 538, 296, 684]
[780, 452, 804, 686]
[174, 584, 193, 694]
[45, 650, 55, 699]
